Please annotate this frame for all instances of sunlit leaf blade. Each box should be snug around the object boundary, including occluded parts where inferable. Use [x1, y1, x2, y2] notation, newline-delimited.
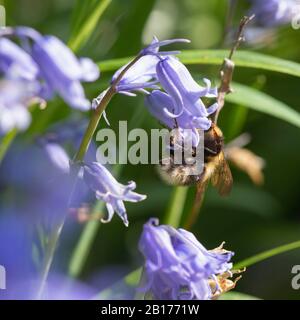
[98, 50, 300, 78]
[68, 0, 112, 52]
[220, 292, 261, 300]
[70, 0, 93, 38]
[234, 240, 300, 269]
[227, 82, 300, 128]
[179, 50, 300, 77]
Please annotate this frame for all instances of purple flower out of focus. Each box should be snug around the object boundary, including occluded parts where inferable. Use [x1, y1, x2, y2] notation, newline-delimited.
[83, 162, 146, 226]
[0, 79, 37, 134]
[0, 26, 99, 135]
[249, 0, 299, 27]
[0, 37, 40, 134]
[13, 26, 100, 110]
[139, 219, 234, 300]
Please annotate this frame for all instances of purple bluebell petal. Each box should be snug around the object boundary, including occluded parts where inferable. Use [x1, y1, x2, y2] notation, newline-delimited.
[42, 142, 70, 173]
[111, 55, 159, 95]
[0, 38, 39, 80]
[30, 35, 97, 110]
[83, 162, 146, 226]
[79, 57, 100, 82]
[139, 219, 234, 300]
[141, 36, 190, 55]
[145, 90, 176, 128]
[0, 79, 38, 134]
[248, 0, 297, 27]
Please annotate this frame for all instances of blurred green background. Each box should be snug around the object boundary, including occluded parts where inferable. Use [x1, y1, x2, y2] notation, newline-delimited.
[2, 0, 300, 299]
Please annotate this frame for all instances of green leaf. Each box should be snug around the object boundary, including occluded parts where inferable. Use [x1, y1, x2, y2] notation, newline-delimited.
[219, 292, 260, 300]
[98, 50, 300, 77]
[227, 82, 300, 128]
[234, 240, 300, 269]
[68, 0, 112, 52]
[70, 0, 93, 38]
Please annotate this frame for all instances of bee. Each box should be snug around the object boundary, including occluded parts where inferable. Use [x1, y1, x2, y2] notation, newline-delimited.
[159, 123, 233, 196]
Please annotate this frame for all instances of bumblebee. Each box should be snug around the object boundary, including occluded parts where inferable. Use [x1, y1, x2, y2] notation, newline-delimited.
[159, 123, 233, 196]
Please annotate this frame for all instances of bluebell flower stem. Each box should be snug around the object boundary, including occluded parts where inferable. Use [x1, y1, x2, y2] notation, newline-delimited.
[68, 106, 146, 278]
[74, 54, 142, 162]
[163, 186, 188, 228]
[36, 54, 143, 296]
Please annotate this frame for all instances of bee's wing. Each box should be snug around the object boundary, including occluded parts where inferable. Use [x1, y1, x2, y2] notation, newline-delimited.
[211, 152, 233, 196]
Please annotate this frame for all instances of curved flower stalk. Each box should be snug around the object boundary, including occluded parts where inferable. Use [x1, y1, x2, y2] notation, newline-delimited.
[83, 162, 146, 226]
[139, 219, 239, 300]
[248, 0, 299, 27]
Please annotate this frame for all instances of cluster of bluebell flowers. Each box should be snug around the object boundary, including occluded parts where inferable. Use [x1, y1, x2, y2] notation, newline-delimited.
[139, 219, 236, 300]
[0, 26, 99, 134]
[84, 37, 219, 226]
[110, 36, 218, 147]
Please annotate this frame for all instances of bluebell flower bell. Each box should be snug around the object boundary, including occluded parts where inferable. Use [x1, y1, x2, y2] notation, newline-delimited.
[0, 79, 38, 134]
[7, 26, 100, 110]
[110, 37, 190, 96]
[139, 219, 235, 300]
[83, 162, 146, 226]
[145, 56, 218, 146]
[0, 37, 39, 80]
[248, 0, 299, 27]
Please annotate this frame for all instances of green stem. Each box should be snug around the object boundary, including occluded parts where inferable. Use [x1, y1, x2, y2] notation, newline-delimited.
[68, 202, 104, 278]
[74, 54, 142, 162]
[68, 105, 146, 278]
[234, 240, 300, 270]
[0, 128, 17, 165]
[163, 186, 188, 228]
[37, 54, 143, 295]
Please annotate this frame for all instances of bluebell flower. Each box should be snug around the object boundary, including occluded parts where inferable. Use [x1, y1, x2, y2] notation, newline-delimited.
[248, 0, 299, 27]
[83, 162, 146, 226]
[0, 79, 38, 134]
[145, 56, 218, 146]
[139, 219, 235, 300]
[0, 37, 39, 80]
[37, 117, 95, 173]
[110, 37, 190, 96]
[8, 26, 100, 110]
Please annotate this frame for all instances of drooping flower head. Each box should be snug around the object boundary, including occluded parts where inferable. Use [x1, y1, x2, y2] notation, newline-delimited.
[83, 162, 146, 226]
[145, 56, 218, 146]
[1, 26, 99, 111]
[139, 219, 238, 300]
[109, 37, 217, 147]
